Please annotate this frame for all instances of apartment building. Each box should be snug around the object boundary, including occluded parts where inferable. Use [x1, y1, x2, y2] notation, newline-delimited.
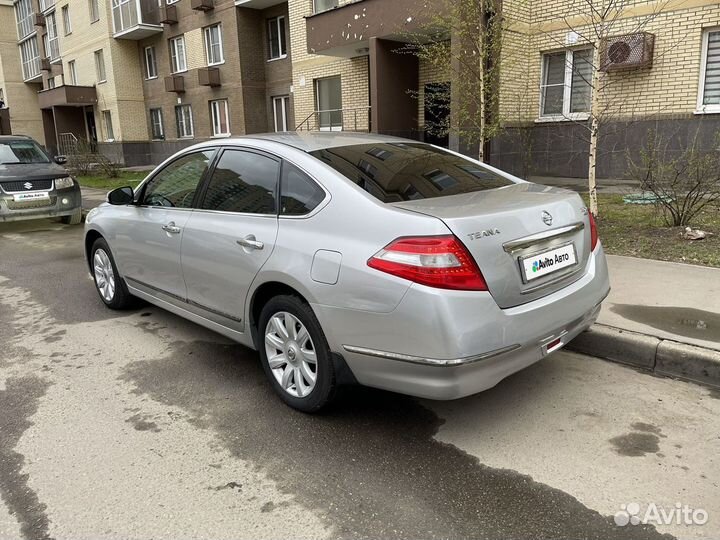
[0, 0, 719, 177]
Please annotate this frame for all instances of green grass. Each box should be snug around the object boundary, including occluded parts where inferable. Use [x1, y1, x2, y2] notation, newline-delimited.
[76, 170, 148, 190]
[587, 194, 720, 268]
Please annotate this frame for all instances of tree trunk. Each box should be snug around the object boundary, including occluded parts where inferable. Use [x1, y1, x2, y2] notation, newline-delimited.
[587, 39, 602, 217]
[477, 0, 486, 162]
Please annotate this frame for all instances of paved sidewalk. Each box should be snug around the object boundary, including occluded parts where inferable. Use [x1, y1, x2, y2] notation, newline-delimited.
[601, 255, 720, 352]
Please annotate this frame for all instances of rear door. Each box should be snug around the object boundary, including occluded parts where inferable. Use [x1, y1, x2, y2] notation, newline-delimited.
[112, 149, 216, 300]
[181, 148, 280, 329]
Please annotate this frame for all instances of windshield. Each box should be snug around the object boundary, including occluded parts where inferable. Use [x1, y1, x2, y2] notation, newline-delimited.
[308, 142, 514, 203]
[0, 140, 50, 165]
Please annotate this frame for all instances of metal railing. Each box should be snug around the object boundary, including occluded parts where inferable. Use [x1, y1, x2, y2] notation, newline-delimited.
[296, 106, 371, 132]
[58, 132, 79, 157]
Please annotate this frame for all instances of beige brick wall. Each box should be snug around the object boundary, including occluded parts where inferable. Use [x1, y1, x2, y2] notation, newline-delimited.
[500, 0, 720, 123]
[0, 2, 44, 143]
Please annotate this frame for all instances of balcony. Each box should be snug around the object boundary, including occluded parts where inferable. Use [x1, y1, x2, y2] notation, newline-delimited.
[165, 75, 185, 93]
[191, 0, 213, 11]
[306, 0, 428, 56]
[156, 5, 178, 24]
[112, 0, 163, 40]
[33, 13, 46, 27]
[233, 0, 284, 8]
[37, 85, 98, 109]
[198, 67, 221, 87]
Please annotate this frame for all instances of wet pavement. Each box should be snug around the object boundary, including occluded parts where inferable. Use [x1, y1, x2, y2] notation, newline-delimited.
[1, 220, 719, 540]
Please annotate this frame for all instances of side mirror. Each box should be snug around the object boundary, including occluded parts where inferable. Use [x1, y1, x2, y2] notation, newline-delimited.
[107, 186, 134, 205]
[54, 155, 68, 165]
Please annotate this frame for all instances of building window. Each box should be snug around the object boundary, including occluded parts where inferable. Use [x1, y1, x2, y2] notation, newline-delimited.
[313, 0, 337, 14]
[62, 5, 71, 34]
[89, 0, 99, 22]
[699, 29, 720, 112]
[144, 46, 157, 79]
[166, 0, 179, 4]
[39, 0, 55, 12]
[204, 24, 224, 66]
[102, 110, 114, 141]
[175, 104, 193, 138]
[315, 76, 342, 130]
[47, 76, 56, 89]
[272, 95, 290, 132]
[94, 49, 106, 82]
[540, 48, 592, 119]
[267, 16, 287, 60]
[169, 36, 187, 73]
[112, 0, 139, 34]
[15, 0, 35, 40]
[150, 108, 164, 139]
[19, 37, 41, 81]
[210, 99, 230, 136]
[68, 59, 77, 85]
[45, 12, 60, 61]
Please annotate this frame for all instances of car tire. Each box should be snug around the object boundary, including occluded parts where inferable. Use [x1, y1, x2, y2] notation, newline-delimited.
[90, 238, 134, 310]
[61, 209, 82, 225]
[258, 295, 337, 413]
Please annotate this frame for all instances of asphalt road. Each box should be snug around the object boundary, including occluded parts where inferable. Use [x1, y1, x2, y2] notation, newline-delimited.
[1, 220, 718, 540]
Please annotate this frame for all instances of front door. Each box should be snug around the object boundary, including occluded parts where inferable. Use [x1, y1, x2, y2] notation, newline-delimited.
[424, 82, 450, 148]
[315, 76, 342, 131]
[182, 148, 280, 329]
[112, 149, 216, 300]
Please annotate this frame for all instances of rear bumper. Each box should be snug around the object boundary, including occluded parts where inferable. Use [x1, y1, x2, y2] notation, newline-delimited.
[313, 245, 610, 400]
[0, 187, 81, 222]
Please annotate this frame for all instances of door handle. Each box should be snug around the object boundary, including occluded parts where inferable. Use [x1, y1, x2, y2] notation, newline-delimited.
[236, 235, 264, 250]
[162, 221, 181, 234]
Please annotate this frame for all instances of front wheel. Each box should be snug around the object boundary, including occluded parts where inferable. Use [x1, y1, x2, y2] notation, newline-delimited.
[258, 295, 337, 412]
[91, 238, 134, 309]
[61, 209, 82, 225]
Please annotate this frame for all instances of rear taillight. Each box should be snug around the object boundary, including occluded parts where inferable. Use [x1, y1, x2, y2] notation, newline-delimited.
[588, 211, 599, 251]
[367, 235, 488, 291]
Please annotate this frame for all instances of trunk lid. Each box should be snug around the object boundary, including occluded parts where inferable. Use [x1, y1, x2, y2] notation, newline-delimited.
[392, 183, 592, 308]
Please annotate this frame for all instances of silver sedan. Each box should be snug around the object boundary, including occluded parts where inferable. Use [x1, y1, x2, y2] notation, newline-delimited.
[84, 133, 610, 412]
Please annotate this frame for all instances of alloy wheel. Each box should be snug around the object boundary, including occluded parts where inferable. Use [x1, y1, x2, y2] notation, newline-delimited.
[264, 311, 318, 398]
[93, 248, 116, 302]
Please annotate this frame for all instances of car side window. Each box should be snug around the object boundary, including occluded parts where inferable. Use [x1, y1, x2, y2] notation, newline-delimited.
[200, 149, 279, 214]
[142, 150, 215, 208]
[280, 161, 325, 216]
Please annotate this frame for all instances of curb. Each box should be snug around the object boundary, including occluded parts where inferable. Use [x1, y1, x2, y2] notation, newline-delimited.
[566, 324, 720, 388]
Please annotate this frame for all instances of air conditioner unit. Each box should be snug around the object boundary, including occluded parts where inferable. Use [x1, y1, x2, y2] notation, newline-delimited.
[600, 32, 655, 72]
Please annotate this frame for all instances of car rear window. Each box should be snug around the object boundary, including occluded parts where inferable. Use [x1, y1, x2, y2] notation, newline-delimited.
[308, 143, 513, 203]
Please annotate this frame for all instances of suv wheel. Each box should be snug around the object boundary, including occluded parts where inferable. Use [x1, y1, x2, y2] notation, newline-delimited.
[258, 295, 337, 412]
[61, 209, 82, 225]
[91, 238, 134, 309]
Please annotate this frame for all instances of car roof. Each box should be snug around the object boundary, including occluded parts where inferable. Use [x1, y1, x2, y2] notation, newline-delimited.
[211, 132, 418, 153]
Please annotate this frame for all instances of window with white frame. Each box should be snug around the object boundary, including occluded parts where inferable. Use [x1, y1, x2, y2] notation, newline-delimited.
[102, 110, 114, 141]
[169, 35, 187, 73]
[210, 99, 230, 136]
[175, 104, 193, 138]
[68, 59, 77, 84]
[88, 0, 99, 22]
[540, 48, 592, 119]
[698, 29, 720, 111]
[166, 0, 179, 4]
[47, 76, 55, 89]
[144, 46, 157, 79]
[45, 11, 60, 60]
[204, 24, 224, 66]
[313, 0, 337, 14]
[267, 16, 287, 60]
[272, 95, 290, 131]
[111, 0, 138, 34]
[150, 108, 164, 139]
[62, 5, 71, 35]
[94, 49, 106, 82]
[15, 0, 35, 40]
[19, 37, 41, 80]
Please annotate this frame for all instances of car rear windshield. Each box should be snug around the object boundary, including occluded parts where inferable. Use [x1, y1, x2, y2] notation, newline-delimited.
[0, 141, 50, 165]
[308, 142, 514, 203]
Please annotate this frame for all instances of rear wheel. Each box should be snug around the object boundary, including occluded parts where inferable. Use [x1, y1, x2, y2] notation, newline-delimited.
[91, 238, 134, 309]
[61, 209, 82, 225]
[258, 295, 337, 412]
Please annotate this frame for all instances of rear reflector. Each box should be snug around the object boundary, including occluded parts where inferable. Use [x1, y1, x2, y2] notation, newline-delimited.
[588, 211, 599, 251]
[367, 235, 488, 291]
